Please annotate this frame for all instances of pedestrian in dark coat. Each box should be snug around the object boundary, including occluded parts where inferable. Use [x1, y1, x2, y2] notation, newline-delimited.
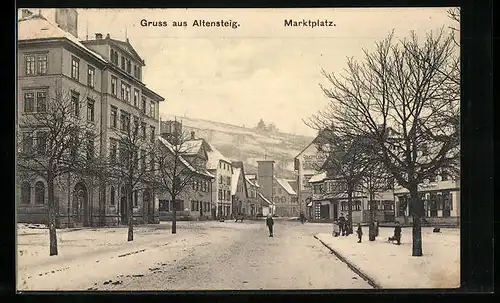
[338, 214, 346, 236]
[356, 223, 363, 243]
[266, 214, 274, 237]
[374, 219, 379, 237]
[388, 221, 402, 245]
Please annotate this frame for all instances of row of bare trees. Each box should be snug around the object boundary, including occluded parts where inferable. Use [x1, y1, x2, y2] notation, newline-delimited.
[306, 14, 460, 256]
[17, 89, 206, 256]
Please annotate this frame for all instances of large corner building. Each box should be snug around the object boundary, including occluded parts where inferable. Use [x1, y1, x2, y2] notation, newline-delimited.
[17, 9, 165, 227]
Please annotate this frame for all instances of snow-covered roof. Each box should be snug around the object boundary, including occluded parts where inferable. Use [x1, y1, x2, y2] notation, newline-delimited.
[274, 177, 297, 195]
[309, 172, 327, 183]
[245, 175, 260, 188]
[258, 193, 273, 205]
[231, 167, 242, 195]
[206, 142, 231, 170]
[18, 14, 106, 64]
[179, 139, 204, 156]
[158, 136, 214, 178]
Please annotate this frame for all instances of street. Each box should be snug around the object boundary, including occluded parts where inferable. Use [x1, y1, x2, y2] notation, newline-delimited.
[18, 220, 372, 291]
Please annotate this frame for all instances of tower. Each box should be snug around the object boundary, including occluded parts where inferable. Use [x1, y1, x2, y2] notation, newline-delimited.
[55, 8, 78, 37]
[257, 160, 275, 202]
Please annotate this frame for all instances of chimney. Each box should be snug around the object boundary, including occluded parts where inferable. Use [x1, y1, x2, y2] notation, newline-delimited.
[95, 33, 103, 39]
[55, 8, 78, 38]
[190, 131, 195, 140]
[21, 9, 33, 19]
[106, 33, 110, 39]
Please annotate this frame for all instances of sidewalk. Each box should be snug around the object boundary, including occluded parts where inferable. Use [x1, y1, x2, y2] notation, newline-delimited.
[315, 227, 460, 289]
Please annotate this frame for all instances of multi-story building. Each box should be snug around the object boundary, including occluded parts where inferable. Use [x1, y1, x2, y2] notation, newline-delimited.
[231, 161, 249, 217]
[17, 9, 164, 227]
[205, 144, 233, 219]
[245, 174, 260, 217]
[272, 177, 299, 217]
[156, 130, 214, 221]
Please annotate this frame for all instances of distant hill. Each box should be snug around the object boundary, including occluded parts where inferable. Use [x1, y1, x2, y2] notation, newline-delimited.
[164, 116, 315, 179]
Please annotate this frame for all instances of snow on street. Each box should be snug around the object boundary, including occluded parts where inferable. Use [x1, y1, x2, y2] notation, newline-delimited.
[17, 220, 372, 291]
[316, 227, 460, 289]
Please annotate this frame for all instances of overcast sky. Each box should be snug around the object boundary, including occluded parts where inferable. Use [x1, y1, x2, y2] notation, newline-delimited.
[74, 8, 456, 136]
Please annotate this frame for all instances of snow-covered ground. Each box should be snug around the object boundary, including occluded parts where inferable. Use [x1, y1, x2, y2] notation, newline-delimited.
[315, 227, 460, 289]
[17, 221, 257, 290]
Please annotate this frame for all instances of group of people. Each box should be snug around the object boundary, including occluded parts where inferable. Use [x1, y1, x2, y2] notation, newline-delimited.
[333, 213, 402, 245]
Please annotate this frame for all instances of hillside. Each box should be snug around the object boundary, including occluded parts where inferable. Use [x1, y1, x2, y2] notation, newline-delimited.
[163, 116, 314, 179]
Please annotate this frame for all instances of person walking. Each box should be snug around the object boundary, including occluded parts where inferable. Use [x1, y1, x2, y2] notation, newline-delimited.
[266, 214, 274, 237]
[356, 223, 363, 243]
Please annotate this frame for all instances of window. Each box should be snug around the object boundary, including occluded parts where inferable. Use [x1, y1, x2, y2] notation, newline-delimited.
[140, 149, 146, 172]
[71, 56, 79, 80]
[37, 54, 47, 75]
[142, 97, 147, 114]
[87, 65, 95, 88]
[86, 132, 94, 160]
[22, 133, 33, 153]
[110, 49, 119, 65]
[126, 59, 131, 74]
[87, 99, 95, 122]
[191, 200, 195, 211]
[35, 181, 45, 204]
[111, 76, 117, 96]
[141, 122, 147, 139]
[355, 201, 361, 211]
[36, 131, 47, 155]
[218, 189, 222, 200]
[25, 55, 36, 75]
[149, 101, 155, 118]
[150, 126, 155, 143]
[133, 116, 139, 135]
[110, 106, 118, 128]
[110, 186, 116, 205]
[121, 56, 125, 70]
[36, 92, 47, 112]
[21, 182, 31, 204]
[71, 91, 80, 117]
[24, 92, 35, 113]
[120, 111, 130, 132]
[134, 65, 141, 79]
[121, 82, 131, 102]
[133, 89, 139, 107]
[441, 171, 449, 181]
[110, 138, 118, 163]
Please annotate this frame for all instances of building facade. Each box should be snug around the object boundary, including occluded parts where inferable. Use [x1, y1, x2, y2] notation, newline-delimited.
[273, 177, 299, 217]
[245, 174, 260, 217]
[206, 144, 233, 219]
[17, 10, 164, 227]
[231, 161, 249, 217]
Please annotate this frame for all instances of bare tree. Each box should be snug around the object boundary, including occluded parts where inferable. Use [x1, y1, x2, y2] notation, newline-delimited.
[17, 89, 99, 256]
[447, 7, 460, 47]
[154, 130, 214, 234]
[314, 131, 371, 234]
[105, 114, 157, 241]
[307, 28, 460, 256]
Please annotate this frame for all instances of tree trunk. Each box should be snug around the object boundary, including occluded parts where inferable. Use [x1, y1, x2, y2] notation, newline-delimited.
[99, 179, 106, 227]
[172, 198, 177, 234]
[409, 182, 423, 256]
[47, 173, 58, 256]
[127, 185, 134, 241]
[368, 192, 376, 241]
[347, 188, 353, 235]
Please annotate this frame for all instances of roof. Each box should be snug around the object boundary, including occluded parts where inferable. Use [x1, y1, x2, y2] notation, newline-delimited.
[18, 14, 106, 64]
[309, 172, 327, 183]
[205, 142, 231, 170]
[245, 174, 260, 188]
[231, 167, 242, 195]
[158, 136, 214, 178]
[258, 193, 273, 205]
[274, 177, 297, 195]
[180, 139, 204, 156]
[109, 38, 144, 65]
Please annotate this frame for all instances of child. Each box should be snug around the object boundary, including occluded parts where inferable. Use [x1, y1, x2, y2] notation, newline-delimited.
[356, 223, 363, 243]
[388, 221, 402, 245]
[332, 221, 340, 237]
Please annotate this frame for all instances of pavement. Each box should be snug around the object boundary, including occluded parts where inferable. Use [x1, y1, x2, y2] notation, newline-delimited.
[17, 221, 372, 291]
[315, 227, 460, 289]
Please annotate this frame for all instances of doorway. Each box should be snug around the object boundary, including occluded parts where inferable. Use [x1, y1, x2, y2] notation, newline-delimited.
[120, 196, 127, 224]
[144, 189, 154, 223]
[73, 182, 89, 227]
